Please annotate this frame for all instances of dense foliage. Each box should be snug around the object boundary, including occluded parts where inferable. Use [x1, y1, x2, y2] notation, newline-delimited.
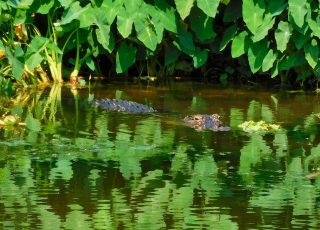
[0, 0, 320, 87]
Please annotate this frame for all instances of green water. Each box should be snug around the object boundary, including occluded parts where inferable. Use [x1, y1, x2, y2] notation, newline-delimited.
[0, 83, 320, 229]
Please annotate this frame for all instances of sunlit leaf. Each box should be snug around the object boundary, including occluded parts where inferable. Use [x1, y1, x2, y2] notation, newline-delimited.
[175, 0, 194, 20]
[30, 0, 54, 14]
[262, 49, 277, 72]
[117, 6, 133, 38]
[242, 0, 265, 34]
[231, 31, 250, 58]
[275, 21, 291, 53]
[251, 13, 275, 42]
[288, 0, 307, 28]
[154, 0, 177, 33]
[196, 0, 220, 18]
[135, 20, 158, 51]
[304, 40, 319, 69]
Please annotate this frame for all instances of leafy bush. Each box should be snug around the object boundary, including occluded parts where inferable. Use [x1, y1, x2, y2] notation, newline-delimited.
[0, 0, 319, 86]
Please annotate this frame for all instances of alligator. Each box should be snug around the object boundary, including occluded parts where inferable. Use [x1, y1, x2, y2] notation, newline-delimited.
[94, 99, 230, 131]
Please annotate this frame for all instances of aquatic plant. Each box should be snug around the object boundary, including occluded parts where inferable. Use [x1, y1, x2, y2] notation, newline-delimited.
[0, 0, 318, 88]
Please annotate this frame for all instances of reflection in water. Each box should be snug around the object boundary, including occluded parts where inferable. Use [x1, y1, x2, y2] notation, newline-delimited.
[0, 85, 320, 229]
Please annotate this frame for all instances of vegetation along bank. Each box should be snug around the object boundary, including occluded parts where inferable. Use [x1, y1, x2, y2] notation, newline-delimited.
[0, 0, 319, 90]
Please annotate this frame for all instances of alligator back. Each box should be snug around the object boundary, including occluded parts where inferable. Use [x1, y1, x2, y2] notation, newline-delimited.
[95, 99, 156, 113]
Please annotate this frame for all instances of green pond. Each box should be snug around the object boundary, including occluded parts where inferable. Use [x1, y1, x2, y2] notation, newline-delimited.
[1, 83, 320, 229]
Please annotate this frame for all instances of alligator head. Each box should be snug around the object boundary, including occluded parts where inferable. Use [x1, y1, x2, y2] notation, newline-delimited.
[183, 114, 230, 131]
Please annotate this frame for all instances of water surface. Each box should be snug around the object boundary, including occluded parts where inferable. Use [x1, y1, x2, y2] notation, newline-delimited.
[0, 83, 320, 229]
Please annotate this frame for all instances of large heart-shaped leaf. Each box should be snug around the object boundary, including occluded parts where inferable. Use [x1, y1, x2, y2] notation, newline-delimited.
[196, 0, 220, 18]
[247, 40, 269, 73]
[116, 42, 137, 73]
[304, 40, 319, 69]
[6, 45, 24, 80]
[219, 25, 237, 51]
[177, 25, 195, 52]
[100, 0, 122, 25]
[59, 2, 93, 27]
[117, 6, 133, 38]
[307, 17, 320, 39]
[231, 31, 250, 58]
[165, 44, 180, 66]
[154, 0, 177, 33]
[242, 0, 265, 35]
[275, 21, 291, 52]
[135, 20, 158, 51]
[262, 49, 277, 72]
[30, 0, 54, 14]
[192, 48, 208, 68]
[251, 13, 275, 42]
[175, 0, 194, 20]
[25, 36, 49, 70]
[288, 0, 307, 28]
[190, 8, 216, 41]
[267, 0, 287, 16]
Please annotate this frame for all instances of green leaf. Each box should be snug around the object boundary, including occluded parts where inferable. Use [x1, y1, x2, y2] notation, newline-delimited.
[116, 42, 137, 74]
[100, 0, 122, 25]
[247, 40, 269, 73]
[59, 2, 92, 27]
[223, 0, 242, 22]
[12, 104, 23, 117]
[304, 40, 319, 69]
[165, 44, 180, 66]
[196, 0, 220, 18]
[58, 0, 74, 8]
[96, 25, 113, 52]
[26, 113, 41, 132]
[177, 25, 195, 52]
[279, 52, 306, 71]
[262, 49, 277, 72]
[7, 0, 34, 9]
[93, 11, 114, 52]
[275, 21, 291, 52]
[6, 45, 24, 80]
[190, 8, 216, 41]
[25, 36, 49, 71]
[219, 25, 237, 51]
[267, 0, 287, 16]
[231, 31, 250, 58]
[251, 13, 275, 42]
[307, 17, 320, 39]
[30, 0, 54, 14]
[154, 0, 177, 33]
[135, 20, 158, 51]
[242, 0, 265, 34]
[117, 6, 133, 38]
[192, 48, 208, 68]
[175, 0, 194, 20]
[292, 30, 307, 49]
[288, 0, 307, 28]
